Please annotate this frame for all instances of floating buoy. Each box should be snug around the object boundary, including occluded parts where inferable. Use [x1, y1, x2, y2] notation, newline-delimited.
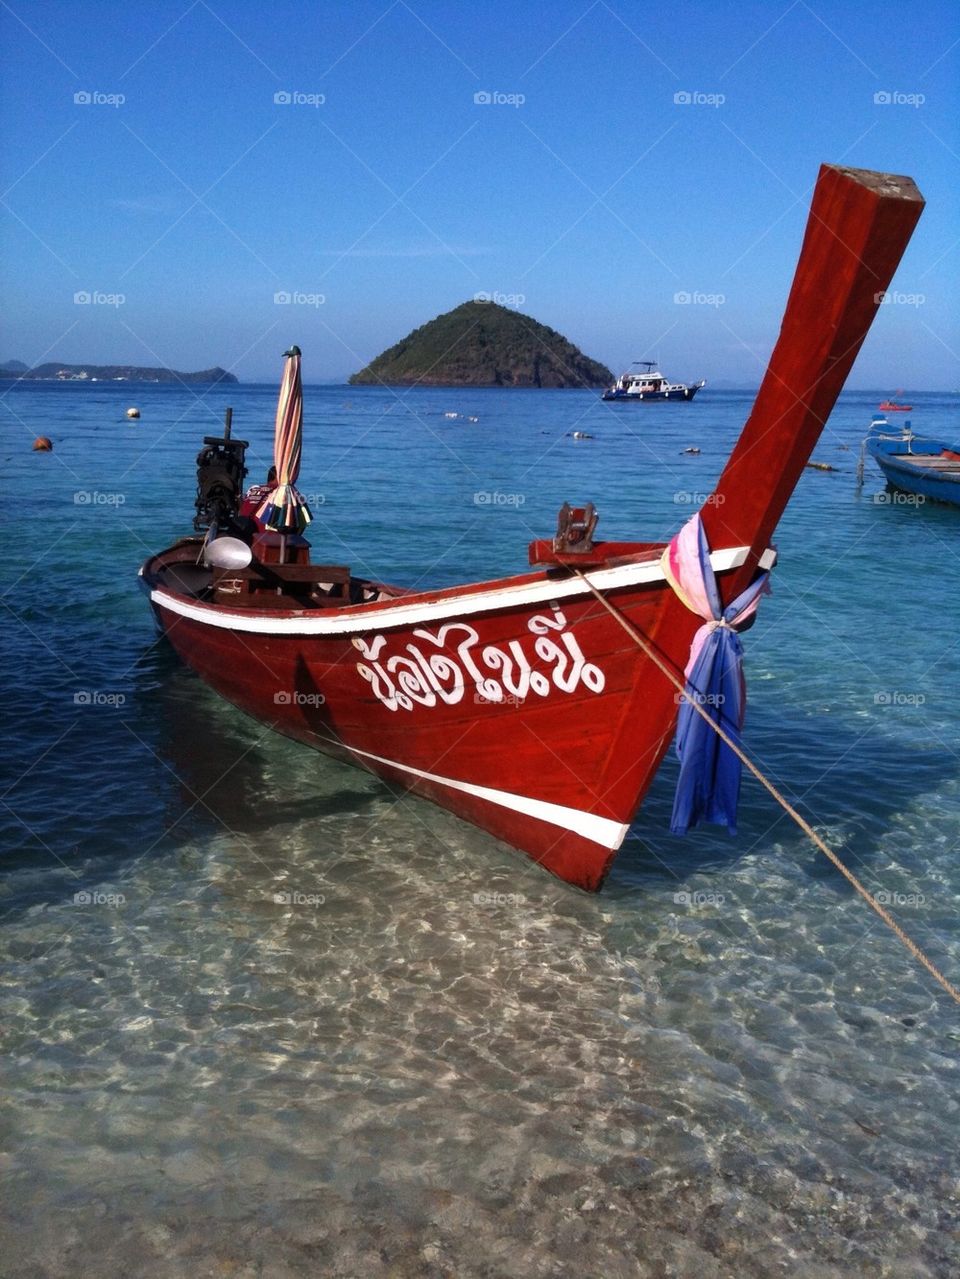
[571, 431, 594, 440]
[681, 446, 701, 455]
[126, 407, 140, 419]
[32, 436, 53, 451]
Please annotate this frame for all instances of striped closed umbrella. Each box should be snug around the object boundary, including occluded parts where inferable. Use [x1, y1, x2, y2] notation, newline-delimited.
[257, 345, 312, 536]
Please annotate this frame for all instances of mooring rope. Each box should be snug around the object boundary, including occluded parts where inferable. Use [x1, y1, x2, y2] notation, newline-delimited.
[574, 568, 960, 1006]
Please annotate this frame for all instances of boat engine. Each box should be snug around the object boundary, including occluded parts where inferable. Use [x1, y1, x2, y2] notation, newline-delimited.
[194, 408, 249, 532]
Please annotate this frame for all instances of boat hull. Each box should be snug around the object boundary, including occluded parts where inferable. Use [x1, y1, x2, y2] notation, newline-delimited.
[602, 385, 702, 402]
[872, 452, 960, 506]
[143, 545, 771, 890]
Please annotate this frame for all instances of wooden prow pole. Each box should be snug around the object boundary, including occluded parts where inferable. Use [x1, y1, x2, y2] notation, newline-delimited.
[701, 164, 924, 599]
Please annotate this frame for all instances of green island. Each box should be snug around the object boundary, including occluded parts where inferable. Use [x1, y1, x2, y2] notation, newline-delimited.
[0, 361, 238, 384]
[349, 301, 613, 388]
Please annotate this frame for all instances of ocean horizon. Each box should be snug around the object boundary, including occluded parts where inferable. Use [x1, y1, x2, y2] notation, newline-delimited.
[5, 373, 958, 393]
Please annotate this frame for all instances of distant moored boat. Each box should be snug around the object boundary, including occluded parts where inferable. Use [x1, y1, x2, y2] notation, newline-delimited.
[602, 361, 705, 402]
[863, 415, 960, 507]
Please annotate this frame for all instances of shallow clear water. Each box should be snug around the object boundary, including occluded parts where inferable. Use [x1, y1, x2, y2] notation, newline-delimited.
[1, 382, 959, 1276]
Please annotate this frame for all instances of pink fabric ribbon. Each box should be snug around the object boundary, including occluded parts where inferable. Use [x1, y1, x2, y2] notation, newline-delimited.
[661, 513, 768, 674]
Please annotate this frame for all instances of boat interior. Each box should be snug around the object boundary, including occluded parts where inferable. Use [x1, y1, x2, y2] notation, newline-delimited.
[894, 452, 960, 470]
[147, 506, 672, 615]
[869, 418, 960, 466]
[149, 533, 403, 611]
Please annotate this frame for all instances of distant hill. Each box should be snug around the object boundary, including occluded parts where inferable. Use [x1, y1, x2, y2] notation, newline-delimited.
[0, 363, 238, 384]
[349, 301, 613, 388]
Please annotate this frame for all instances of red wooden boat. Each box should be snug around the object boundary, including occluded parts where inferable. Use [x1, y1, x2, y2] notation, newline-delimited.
[879, 398, 913, 411]
[141, 165, 923, 891]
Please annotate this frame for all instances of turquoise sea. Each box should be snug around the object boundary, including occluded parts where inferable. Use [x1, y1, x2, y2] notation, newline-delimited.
[1, 381, 959, 1276]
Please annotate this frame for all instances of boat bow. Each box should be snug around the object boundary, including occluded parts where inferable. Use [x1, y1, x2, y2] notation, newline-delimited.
[702, 165, 924, 600]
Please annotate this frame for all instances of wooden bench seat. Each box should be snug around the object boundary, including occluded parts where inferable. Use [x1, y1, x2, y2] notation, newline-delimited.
[250, 562, 351, 584]
[902, 456, 960, 471]
[211, 561, 352, 604]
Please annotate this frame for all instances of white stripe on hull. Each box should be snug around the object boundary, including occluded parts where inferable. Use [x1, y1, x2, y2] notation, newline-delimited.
[335, 737, 631, 850]
[148, 545, 776, 637]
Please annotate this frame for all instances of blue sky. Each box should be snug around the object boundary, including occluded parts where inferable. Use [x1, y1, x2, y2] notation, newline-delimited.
[2, 0, 957, 386]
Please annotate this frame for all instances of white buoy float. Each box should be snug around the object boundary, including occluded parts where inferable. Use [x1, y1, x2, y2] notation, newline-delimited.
[126, 407, 140, 419]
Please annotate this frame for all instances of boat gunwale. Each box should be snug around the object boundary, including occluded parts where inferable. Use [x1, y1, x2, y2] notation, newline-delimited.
[142, 543, 777, 637]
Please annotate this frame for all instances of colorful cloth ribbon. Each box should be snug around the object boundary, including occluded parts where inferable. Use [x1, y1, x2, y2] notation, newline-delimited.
[256, 482, 312, 534]
[661, 514, 770, 835]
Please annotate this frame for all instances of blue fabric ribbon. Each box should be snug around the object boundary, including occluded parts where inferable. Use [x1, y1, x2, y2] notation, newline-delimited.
[668, 526, 770, 835]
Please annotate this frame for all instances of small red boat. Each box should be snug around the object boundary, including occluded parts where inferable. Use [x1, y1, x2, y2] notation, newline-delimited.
[141, 165, 923, 891]
[880, 393, 913, 411]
